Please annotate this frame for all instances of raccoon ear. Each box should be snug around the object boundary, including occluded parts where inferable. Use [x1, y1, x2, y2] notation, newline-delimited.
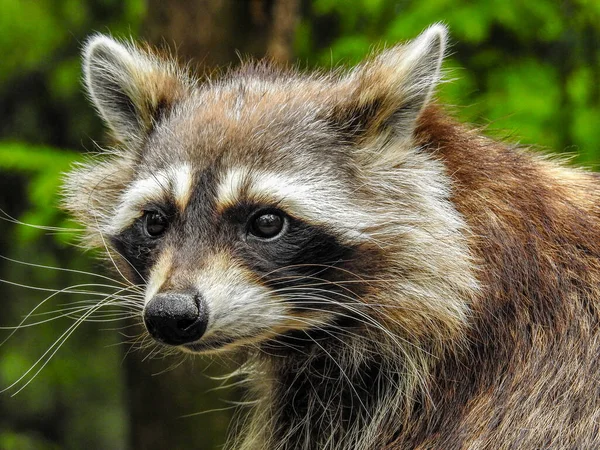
[331, 24, 447, 145]
[83, 35, 191, 147]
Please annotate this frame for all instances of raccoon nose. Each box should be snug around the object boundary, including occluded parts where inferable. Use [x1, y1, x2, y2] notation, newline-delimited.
[143, 292, 208, 346]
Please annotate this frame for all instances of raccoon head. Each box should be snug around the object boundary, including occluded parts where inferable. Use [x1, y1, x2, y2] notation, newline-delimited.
[64, 25, 476, 355]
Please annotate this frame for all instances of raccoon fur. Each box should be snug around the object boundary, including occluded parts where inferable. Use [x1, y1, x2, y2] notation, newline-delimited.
[63, 24, 600, 449]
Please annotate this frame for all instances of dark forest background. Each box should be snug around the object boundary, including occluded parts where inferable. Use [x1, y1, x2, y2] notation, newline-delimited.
[0, 1, 599, 449]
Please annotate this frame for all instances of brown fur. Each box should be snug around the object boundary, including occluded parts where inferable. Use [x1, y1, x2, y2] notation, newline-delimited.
[389, 106, 600, 449]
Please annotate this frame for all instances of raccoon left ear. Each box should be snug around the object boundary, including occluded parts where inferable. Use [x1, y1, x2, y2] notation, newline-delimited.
[330, 24, 447, 147]
[83, 35, 192, 148]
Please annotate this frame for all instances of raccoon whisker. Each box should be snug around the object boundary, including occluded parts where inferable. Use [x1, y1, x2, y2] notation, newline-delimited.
[56, 295, 144, 308]
[132, 332, 165, 355]
[119, 332, 149, 361]
[0, 282, 138, 348]
[23, 289, 140, 324]
[277, 286, 432, 316]
[57, 294, 144, 310]
[0, 309, 94, 328]
[209, 365, 252, 385]
[264, 267, 392, 292]
[86, 303, 144, 312]
[61, 291, 143, 300]
[97, 321, 144, 336]
[29, 303, 112, 316]
[54, 306, 143, 319]
[0, 208, 84, 232]
[94, 326, 141, 340]
[60, 303, 141, 318]
[115, 323, 146, 337]
[114, 248, 149, 285]
[142, 342, 169, 362]
[223, 398, 263, 409]
[258, 317, 377, 418]
[260, 305, 397, 350]
[2, 297, 114, 396]
[0, 278, 131, 295]
[264, 290, 426, 353]
[180, 404, 241, 419]
[23, 285, 140, 312]
[78, 293, 145, 306]
[68, 313, 139, 323]
[115, 327, 144, 340]
[256, 313, 376, 354]
[131, 333, 158, 353]
[278, 276, 397, 285]
[276, 290, 429, 316]
[139, 346, 158, 362]
[0, 254, 137, 287]
[83, 309, 140, 318]
[1, 304, 134, 328]
[97, 308, 143, 316]
[257, 262, 342, 282]
[152, 353, 189, 376]
[204, 351, 241, 374]
[305, 333, 371, 418]
[162, 347, 184, 359]
[92, 210, 142, 285]
[257, 334, 312, 358]
[270, 277, 364, 301]
[273, 283, 360, 300]
[141, 346, 163, 361]
[246, 310, 375, 355]
[266, 276, 393, 291]
[204, 376, 253, 394]
[259, 260, 372, 282]
[276, 296, 432, 363]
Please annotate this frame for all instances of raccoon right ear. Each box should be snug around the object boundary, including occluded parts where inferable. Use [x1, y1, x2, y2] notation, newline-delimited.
[83, 35, 192, 147]
[328, 24, 447, 157]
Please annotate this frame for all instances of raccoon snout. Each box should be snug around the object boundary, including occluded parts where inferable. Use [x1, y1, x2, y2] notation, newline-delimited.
[143, 292, 208, 346]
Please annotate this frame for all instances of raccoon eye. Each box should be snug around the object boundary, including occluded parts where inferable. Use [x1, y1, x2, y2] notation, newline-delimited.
[249, 211, 285, 239]
[144, 211, 169, 238]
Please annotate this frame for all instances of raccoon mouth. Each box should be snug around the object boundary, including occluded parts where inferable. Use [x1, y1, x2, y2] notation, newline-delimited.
[182, 335, 237, 353]
[180, 329, 283, 354]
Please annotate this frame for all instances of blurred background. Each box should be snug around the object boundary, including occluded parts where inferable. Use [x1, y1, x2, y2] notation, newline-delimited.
[0, 0, 598, 449]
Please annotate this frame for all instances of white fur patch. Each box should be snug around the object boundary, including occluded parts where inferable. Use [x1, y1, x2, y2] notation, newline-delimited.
[171, 163, 195, 210]
[107, 163, 194, 234]
[195, 253, 287, 340]
[216, 167, 373, 242]
[216, 167, 250, 211]
[189, 252, 329, 350]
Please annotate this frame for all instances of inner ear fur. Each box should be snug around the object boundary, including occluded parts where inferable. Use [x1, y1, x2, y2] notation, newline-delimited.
[83, 35, 193, 147]
[329, 24, 447, 143]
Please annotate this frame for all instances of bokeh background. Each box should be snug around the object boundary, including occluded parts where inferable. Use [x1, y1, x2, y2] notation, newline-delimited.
[0, 1, 599, 449]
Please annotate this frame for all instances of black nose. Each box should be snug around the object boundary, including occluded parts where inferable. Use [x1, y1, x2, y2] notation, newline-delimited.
[143, 292, 208, 346]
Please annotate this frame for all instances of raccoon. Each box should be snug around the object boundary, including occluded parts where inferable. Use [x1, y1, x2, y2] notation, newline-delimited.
[63, 24, 600, 449]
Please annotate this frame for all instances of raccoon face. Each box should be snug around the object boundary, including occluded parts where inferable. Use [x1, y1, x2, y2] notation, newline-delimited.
[64, 25, 472, 354]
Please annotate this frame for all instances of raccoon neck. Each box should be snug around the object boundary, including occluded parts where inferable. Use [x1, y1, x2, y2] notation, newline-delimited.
[237, 334, 429, 450]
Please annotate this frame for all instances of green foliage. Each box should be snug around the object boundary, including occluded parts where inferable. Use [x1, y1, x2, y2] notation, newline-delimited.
[296, 0, 600, 165]
[0, 0, 146, 147]
[0, 0, 145, 83]
[0, 2, 145, 449]
[0, 143, 80, 243]
[0, 430, 61, 450]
